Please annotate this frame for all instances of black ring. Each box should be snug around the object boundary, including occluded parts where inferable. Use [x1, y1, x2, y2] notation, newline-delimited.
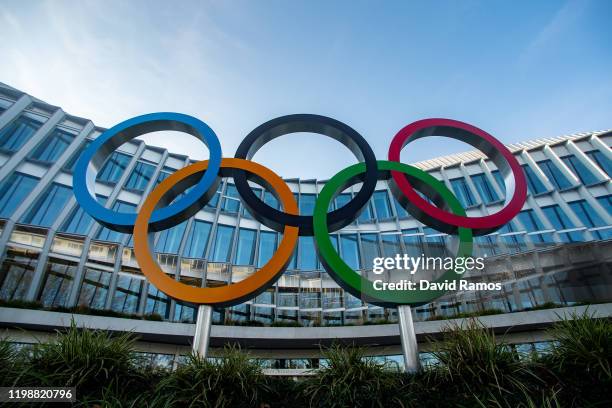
[233, 114, 378, 236]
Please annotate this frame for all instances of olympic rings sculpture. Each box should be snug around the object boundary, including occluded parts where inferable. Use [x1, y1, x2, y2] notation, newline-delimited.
[74, 113, 527, 307]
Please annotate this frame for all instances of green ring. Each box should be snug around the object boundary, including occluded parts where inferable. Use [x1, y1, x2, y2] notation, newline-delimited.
[313, 160, 474, 307]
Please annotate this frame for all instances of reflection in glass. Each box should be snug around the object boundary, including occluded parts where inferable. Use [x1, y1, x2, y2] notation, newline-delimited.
[0, 247, 38, 300]
[0, 172, 39, 218]
[37, 258, 77, 308]
[77, 268, 111, 309]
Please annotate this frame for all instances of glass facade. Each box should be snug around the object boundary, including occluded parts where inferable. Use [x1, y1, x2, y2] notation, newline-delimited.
[522, 164, 547, 194]
[450, 177, 476, 207]
[125, 161, 156, 191]
[60, 196, 108, 235]
[586, 150, 611, 177]
[568, 200, 611, 240]
[97, 152, 131, 183]
[38, 258, 77, 308]
[0, 172, 39, 218]
[0, 115, 42, 152]
[96, 201, 136, 242]
[0, 88, 610, 332]
[77, 268, 112, 309]
[561, 154, 600, 185]
[470, 173, 499, 204]
[234, 228, 256, 265]
[21, 183, 72, 227]
[28, 128, 76, 163]
[541, 204, 581, 242]
[537, 159, 572, 190]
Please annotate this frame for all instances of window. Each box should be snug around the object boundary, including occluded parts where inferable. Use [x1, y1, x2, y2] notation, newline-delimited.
[0, 248, 38, 301]
[241, 187, 261, 219]
[21, 183, 72, 227]
[60, 196, 107, 234]
[125, 161, 156, 191]
[0, 115, 43, 152]
[37, 258, 77, 308]
[154, 167, 173, 186]
[182, 220, 212, 258]
[596, 195, 612, 216]
[518, 209, 553, 244]
[475, 235, 500, 257]
[209, 225, 234, 262]
[357, 200, 374, 222]
[145, 284, 170, 319]
[392, 194, 410, 218]
[111, 274, 143, 314]
[0, 172, 39, 218]
[568, 200, 611, 240]
[498, 222, 527, 253]
[174, 301, 197, 323]
[28, 128, 76, 163]
[470, 173, 499, 204]
[381, 234, 401, 258]
[521, 164, 547, 194]
[207, 185, 221, 209]
[63, 140, 91, 172]
[221, 184, 240, 213]
[96, 201, 136, 242]
[373, 191, 392, 219]
[263, 191, 280, 210]
[402, 228, 424, 257]
[335, 193, 351, 211]
[490, 170, 506, 194]
[537, 159, 572, 190]
[561, 155, 599, 185]
[97, 152, 131, 183]
[361, 234, 380, 270]
[450, 177, 477, 207]
[586, 150, 612, 178]
[234, 228, 256, 265]
[542, 205, 582, 242]
[339, 234, 360, 270]
[257, 231, 277, 267]
[299, 193, 316, 216]
[155, 221, 187, 254]
[77, 268, 111, 309]
[298, 236, 318, 270]
[423, 227, 448, 257]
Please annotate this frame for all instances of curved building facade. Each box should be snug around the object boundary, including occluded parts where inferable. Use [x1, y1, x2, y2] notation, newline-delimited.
[0, 82, 611, 372]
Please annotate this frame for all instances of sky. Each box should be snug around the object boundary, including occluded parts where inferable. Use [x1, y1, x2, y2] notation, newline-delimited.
[0, 0, 611, 179]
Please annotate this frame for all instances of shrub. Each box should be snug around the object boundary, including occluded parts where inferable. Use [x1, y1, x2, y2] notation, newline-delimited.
[546, 311, 611, 381]
[154, 345, 268, 408]
[428, 319, 543, 401]
[0, 338, 20, 386]
[541, 311, 612, 405]
[17, 321, 144, 404]
[301, 344, 405, 408]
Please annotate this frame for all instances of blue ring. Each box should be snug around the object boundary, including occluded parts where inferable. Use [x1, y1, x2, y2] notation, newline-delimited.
[73, 112, 222, 233]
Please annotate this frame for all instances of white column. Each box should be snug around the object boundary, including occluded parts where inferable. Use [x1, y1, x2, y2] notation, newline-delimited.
[397, 305, 420, 373]
[192, 305, 213, 357]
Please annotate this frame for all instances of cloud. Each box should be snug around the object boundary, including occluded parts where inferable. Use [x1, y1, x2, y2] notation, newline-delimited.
[518, 0, 588, 67]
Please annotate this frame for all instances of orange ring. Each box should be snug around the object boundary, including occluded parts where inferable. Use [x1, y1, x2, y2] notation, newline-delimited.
[134, 158, 298, 306]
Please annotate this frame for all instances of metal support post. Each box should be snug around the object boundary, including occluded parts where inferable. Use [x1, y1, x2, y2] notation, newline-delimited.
[192, 305, 213, 357]
[397, 305, 420, 373]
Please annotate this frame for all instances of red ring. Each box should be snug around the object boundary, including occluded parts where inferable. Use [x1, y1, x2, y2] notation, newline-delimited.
[388, 118, 527, 235]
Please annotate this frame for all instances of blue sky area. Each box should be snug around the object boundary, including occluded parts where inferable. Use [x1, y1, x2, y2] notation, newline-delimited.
[1, 0, 610, 179]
